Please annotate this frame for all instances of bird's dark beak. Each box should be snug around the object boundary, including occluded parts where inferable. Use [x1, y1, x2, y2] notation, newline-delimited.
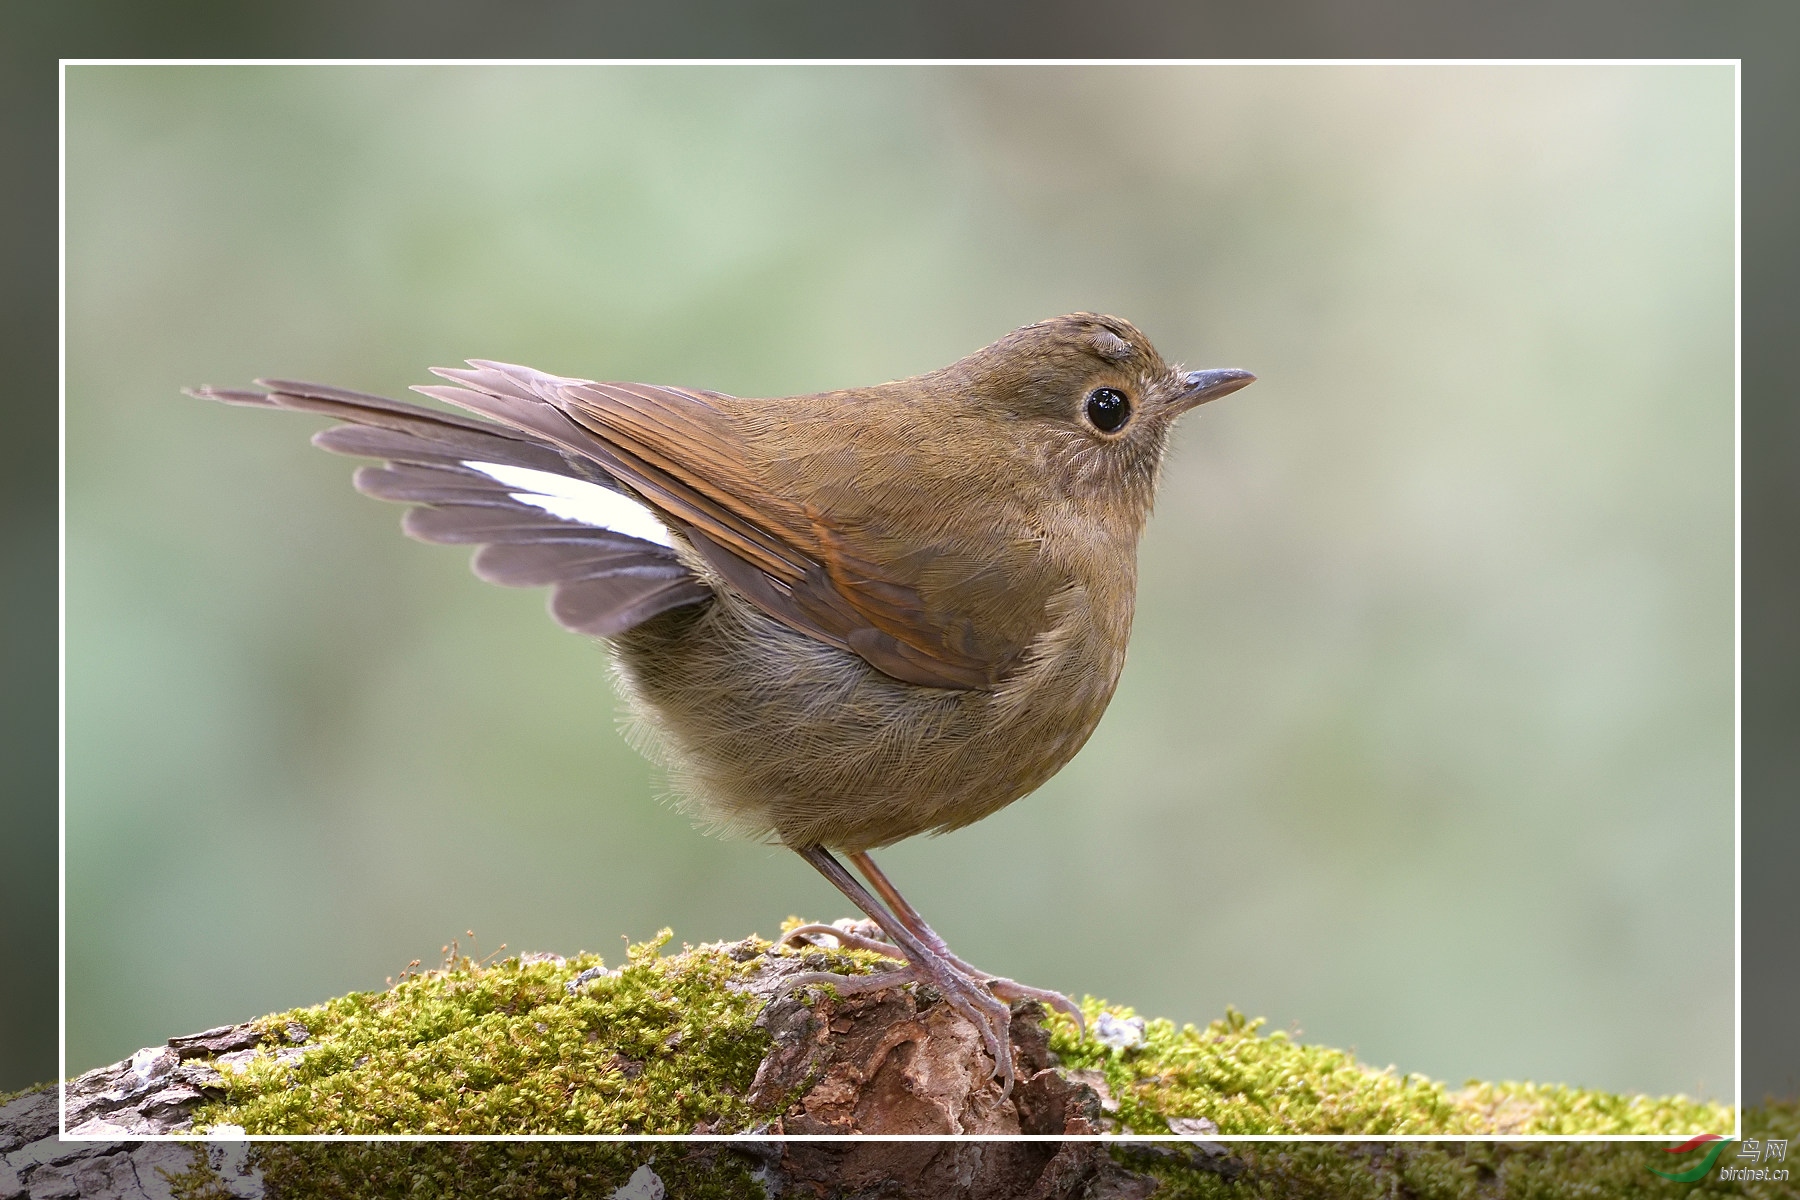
[1175, 368, 1256, 412]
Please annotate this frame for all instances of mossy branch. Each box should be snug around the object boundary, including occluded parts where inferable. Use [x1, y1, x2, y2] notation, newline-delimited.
[129, 928, 1725, 1139]
[8, 926, 1776, 1200]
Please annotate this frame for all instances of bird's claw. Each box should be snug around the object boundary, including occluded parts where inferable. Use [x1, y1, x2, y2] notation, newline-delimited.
[984, 976, 1086, 1037]
[770, 946, 1019, 1097]
[774, 966, 919, 998]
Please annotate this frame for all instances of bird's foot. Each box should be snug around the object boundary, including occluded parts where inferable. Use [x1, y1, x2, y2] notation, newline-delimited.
[855, 934, 1086, 1039]
[772, 966, 918, 998]
[834, 849, 1087, 1041]
[980, 977, 1086, 1036]
[777, 925, 1020, 1095]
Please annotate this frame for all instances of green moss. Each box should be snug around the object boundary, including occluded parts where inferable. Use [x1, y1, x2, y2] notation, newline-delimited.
[209, 1144, 766, 1200]
[33, 933, 1785, 1198]
[0, 1082, 53, 1106]
[162, 1103, 1796, 1200]
[1116, 1098, 1798, 1200]
[187, 931, 816, 1135]
[177, 927, 1729, 1138]
[1045, 1000, 1729, 1136]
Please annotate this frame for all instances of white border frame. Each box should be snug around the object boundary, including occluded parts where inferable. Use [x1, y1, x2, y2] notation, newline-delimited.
[55, 57, 1744, 1146]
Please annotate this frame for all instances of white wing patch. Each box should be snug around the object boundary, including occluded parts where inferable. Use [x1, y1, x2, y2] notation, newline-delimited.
[463, 461, 676, 548]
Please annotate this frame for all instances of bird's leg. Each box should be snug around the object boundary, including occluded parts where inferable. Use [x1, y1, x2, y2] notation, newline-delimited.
[846, 850, 1086, 1037]
[779, 844, 1019, 1094]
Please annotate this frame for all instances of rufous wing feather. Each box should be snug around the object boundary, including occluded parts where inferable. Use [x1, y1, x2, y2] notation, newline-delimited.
[420, 362, 1043, 690]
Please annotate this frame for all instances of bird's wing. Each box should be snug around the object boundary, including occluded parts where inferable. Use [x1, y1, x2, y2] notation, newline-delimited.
[187, 380, 712, 637]
[418, 361, 1024, 690]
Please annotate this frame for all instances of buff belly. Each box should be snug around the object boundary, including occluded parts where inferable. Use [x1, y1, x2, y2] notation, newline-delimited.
[608, 586, 1120, 853]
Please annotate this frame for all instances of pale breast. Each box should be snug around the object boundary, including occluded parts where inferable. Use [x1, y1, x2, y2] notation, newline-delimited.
[608, 576, 1128, 853]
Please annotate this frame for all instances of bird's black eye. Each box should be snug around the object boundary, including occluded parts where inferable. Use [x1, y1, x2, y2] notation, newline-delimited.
[1085, 387, 1131, 434]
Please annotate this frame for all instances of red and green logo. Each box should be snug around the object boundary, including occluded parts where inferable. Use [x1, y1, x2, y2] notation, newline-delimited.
[1650, 1133, 1729, 1182]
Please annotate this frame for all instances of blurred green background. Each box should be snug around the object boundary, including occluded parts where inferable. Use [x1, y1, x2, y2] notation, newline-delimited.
[64, 64, 1734, 1101]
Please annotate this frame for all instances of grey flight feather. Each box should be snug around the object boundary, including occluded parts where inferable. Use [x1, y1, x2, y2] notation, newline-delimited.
[187, 380, 714, 638]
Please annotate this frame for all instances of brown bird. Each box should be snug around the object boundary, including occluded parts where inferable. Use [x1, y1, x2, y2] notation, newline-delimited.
[190, 313, 1253, 1094]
